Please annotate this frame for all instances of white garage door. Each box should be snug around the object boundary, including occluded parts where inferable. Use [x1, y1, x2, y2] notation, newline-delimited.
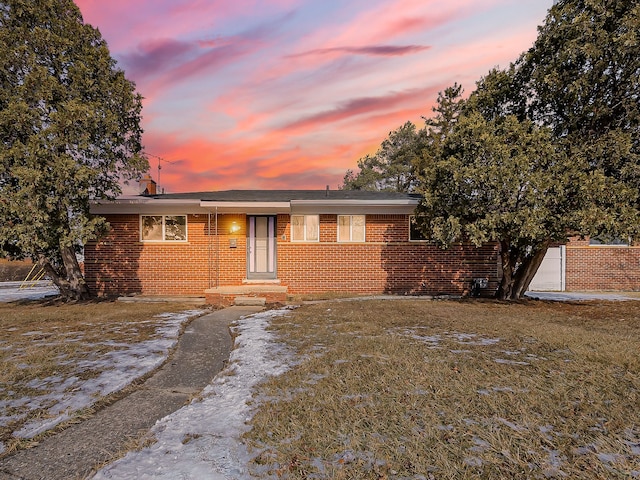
[529, 246, 565, 291]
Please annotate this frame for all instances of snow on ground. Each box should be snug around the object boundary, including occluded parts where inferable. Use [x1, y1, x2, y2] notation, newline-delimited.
[93, 308, 295, 480]
[3, 287, 636, 473]
[0, 281, 59, 303]
[0, 309, 203, 454]
[91, 308, 639, 479]
[526, 291, 635, 301]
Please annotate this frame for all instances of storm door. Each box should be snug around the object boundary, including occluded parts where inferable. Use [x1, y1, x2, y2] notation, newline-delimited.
[247, 216, 277, 279]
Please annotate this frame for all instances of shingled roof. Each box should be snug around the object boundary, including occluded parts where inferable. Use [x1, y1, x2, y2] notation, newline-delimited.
[145, 189, 421, 202]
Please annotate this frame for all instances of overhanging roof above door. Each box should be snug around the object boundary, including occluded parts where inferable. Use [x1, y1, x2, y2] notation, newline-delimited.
[199, 201, 291, 214]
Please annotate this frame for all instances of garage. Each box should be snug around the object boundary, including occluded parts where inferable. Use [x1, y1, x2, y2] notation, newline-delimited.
[528, 246, 565, 291]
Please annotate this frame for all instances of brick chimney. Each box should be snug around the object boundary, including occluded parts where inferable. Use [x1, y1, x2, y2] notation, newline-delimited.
[139, 174, 157, 195]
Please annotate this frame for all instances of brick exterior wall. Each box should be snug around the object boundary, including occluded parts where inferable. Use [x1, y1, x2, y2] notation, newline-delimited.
[84, 214, 212, 296]
[565, 237, 640, 291]
[84, 213, 501, 299]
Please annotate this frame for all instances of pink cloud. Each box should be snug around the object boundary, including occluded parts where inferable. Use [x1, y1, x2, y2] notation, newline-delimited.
[74, 0, 553, 192]
[141, 126, 376, 192]
[140, 98, 438, 193]
[281, 86, 440, 132]
[296, 0, 482, 51]
[197, 1, 478, 117]
[119, 39, 196, 81]
[287, 44, 431, 59]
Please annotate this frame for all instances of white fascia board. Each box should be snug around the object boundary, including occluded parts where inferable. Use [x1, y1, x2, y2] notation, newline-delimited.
[90, 197, 205, 215]
[290, 199, 418, 215]
[91, 197, 418, 216]
[199, 201, 291, 214]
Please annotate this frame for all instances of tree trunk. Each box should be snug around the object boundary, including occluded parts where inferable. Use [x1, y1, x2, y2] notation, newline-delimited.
[496, 240, 517, 300]
[512, 242, 550, 299]
[38, 245, 91, 301]
[38, 256, 69, 298]
[60, 244, 91, 300]
[496, 241, 551, 300]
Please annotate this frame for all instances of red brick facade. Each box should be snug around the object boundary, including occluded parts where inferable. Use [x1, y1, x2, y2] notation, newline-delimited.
[565, 237, 640, 291]
[84, 213, 500, 300]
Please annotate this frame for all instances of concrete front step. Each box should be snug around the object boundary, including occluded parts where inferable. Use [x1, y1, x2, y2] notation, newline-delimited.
[234, 296, 267, 306]
[207, 285, 288, 294]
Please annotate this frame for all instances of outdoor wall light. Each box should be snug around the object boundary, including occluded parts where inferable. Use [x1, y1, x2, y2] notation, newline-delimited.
[230, 222, 241, 234]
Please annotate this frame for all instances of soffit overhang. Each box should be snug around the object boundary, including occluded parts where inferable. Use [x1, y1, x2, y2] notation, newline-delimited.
[90, 196, 419, 215]
[90, 197, 204, 215]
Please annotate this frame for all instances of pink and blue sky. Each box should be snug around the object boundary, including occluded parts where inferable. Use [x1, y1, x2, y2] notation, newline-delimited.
[75, 0, 553, 193]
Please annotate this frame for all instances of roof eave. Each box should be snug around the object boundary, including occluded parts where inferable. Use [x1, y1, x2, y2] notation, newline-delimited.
[90, 197, 204, 215]
[290, 199, 418, 215]
[199, 201, 291, 214]
[90, 196, 419, 215]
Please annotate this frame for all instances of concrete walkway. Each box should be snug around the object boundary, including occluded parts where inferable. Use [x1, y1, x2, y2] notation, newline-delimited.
[0, 306, 264, 480]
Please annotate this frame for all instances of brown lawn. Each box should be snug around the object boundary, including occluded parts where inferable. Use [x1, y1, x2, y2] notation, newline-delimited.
[246, 299, 640, 479]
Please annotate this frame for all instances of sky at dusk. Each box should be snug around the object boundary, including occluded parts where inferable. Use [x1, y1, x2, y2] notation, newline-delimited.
[75, 0, 553, 193]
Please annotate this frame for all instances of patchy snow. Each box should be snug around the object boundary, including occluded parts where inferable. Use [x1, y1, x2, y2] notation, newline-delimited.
[92, 308, 295, 480]
[493, 358, 531, 366]
[1, 309, 203, 453]
[392, 327, 502, 349]
[0, 281, 59, 302]
[526, 291, 636, 301]
[4, 303, 639, 476]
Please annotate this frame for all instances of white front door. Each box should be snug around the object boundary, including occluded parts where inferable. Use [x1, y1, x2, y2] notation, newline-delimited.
[247, 216, 277, 279]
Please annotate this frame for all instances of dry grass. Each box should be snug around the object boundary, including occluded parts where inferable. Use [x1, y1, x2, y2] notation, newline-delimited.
[615, 291, 640, 298]
[0, 259, 34, 282]
[246, 299, 640, 479]
[0, 300, 203, 452]
[288, 292, 377, 302]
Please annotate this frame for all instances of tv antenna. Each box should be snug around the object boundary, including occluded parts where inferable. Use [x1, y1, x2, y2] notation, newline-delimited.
[143, 152, 178, 193]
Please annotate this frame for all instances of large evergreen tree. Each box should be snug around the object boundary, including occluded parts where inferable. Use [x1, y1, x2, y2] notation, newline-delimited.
[517, 0, 640, 240]
[0, 0, 147, 299]
[344, 0, 640, 299]
[415, 85, 591, 299]
[341, 121, 423, 192]
[451, 0, 640, 298]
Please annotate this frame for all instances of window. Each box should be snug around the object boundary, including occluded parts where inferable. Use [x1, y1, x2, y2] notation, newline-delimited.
[338, 215, 365, 242]
[409, 215, 427, 241]
[141, 215, 187, 242]
[589, 235, 629, 246]
[291, 215, 319, 242]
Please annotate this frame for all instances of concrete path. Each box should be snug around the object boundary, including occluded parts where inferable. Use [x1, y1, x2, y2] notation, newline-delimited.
[0, 306, 264, 480]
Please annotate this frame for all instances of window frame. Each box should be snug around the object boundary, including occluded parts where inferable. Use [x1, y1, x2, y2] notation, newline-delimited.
[337, 214, 366, 243]
[588, 235, 630, 246]
[409, 215, 428, 242]
[140, 215, 188, 242]
[290, 214, 319, 242]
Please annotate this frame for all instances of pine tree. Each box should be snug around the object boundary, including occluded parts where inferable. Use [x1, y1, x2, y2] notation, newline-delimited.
[415, 85, 587, 299]
[341, 121, 423, 192]
[0, 0, 147, 299]
[415, 0, 640, 299]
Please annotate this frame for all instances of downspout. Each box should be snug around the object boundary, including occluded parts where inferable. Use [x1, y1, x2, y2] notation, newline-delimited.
[215, 206, 219, 288]
[207, 212, 212, 288]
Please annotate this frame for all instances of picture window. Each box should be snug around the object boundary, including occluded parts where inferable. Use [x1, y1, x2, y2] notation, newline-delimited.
[141, 215, 187, 242]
